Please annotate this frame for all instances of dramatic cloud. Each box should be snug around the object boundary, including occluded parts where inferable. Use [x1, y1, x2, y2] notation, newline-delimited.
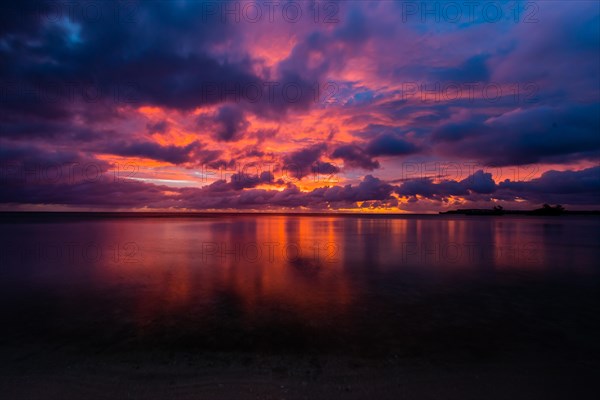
[497, 167, 600, 205]
[213, 105, 249, 142]
[396, 170, 496, 200]
[102, 140, 199, 165]
[282, 143, 340, 179]
[1, 1, 598, 211]
[431, 105, 600, 166]
[331, 144, 380, 171]
[366, 132, 419, 157]
[146, 120, 169, 135]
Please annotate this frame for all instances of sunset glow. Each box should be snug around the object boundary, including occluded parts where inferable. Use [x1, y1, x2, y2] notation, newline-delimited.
[1, 2, 600, 398]
[2, 1, 598, 212]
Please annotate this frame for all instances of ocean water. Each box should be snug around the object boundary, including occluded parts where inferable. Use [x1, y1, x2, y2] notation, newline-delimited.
[0, 214, 599, 360]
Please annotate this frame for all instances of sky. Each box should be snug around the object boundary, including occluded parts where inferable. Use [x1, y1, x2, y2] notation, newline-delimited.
[1, 0, 599, 212]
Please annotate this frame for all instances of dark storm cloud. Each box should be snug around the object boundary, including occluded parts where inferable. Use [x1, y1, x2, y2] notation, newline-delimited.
[331, 144, 380, 170]
[213, 105, 249, 142]
[0, 0, 264, 149]
[229, 171, 282, 191]
[0, 179, 172, 208]
[497, 167, 600, 205]
[146, 120, 169, 135]
[0, 141, 113, 187]
[348, 125, 420, 158]
[180, 174, 395, 209]
[1, 165, 598, 210]
[366, 133, 419, 157]
[395, 168, 600, 206]
[102, 140, 199, 165]
[396, 170, 497, 200]
[282, 143, 340, 179]
[333, 7, 370, 43]
[431, 104, 600, 166]
[432, 54, 491, 83]
[0, 168, 395, 210]
[431, 118, 486, 143]
[318, 175, 394, 203]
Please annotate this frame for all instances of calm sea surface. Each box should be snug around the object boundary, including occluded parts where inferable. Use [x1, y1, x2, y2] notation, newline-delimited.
[1, 214, 599, 360]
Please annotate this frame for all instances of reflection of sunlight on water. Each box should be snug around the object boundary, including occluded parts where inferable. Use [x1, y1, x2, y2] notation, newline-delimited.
[492, 219, 540, 270]
[87, 216, 355, 330]
[1, 215, 598, 336]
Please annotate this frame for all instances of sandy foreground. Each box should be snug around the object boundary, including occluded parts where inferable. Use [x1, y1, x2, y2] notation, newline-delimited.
[1, 343, 598, 400]
[2, 275, 599, 399]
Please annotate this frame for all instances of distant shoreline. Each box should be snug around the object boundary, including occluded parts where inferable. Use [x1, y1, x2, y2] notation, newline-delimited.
[0, 210, 599, 220]
[440, 208, 600, 216]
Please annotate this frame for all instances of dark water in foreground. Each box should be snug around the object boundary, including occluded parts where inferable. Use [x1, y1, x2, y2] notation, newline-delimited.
[0, 214, 599, 398]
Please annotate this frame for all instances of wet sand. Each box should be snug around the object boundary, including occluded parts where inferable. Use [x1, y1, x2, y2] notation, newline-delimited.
[2, 272, 598, 399]
[2, 352, 598, 399]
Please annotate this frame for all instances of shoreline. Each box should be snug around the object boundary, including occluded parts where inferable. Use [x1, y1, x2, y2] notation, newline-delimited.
[2, 345, 598, 400]
[0, 211, 599, 221]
